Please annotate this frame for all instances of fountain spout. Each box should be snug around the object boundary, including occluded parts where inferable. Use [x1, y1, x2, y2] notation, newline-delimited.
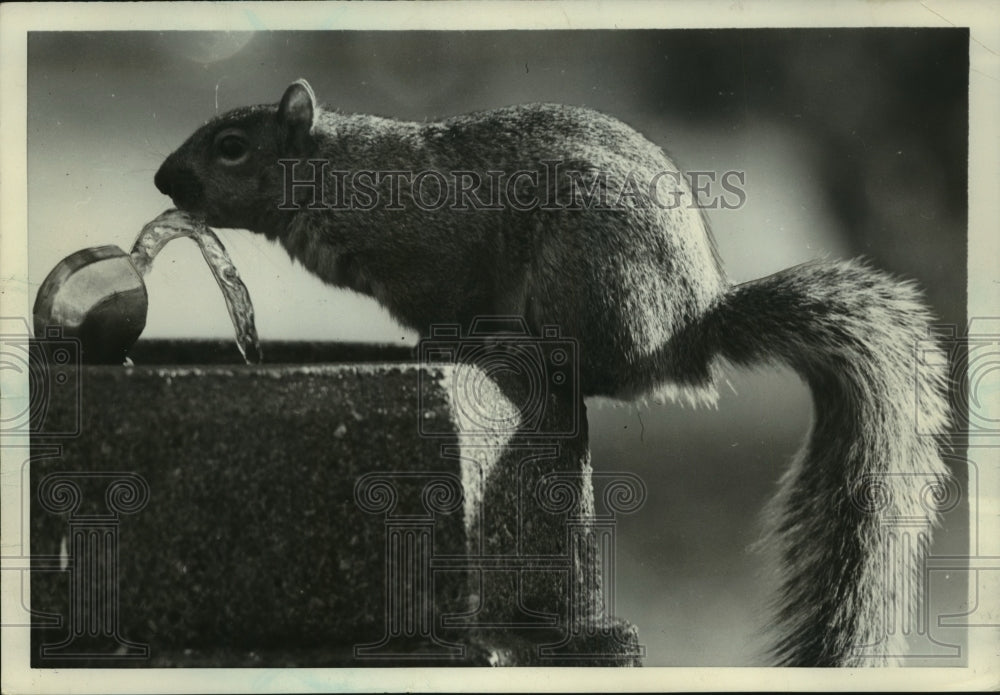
[33, 245, 147, 364]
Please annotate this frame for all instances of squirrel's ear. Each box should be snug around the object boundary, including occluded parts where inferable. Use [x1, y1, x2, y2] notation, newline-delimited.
[277, 79, 317, 156]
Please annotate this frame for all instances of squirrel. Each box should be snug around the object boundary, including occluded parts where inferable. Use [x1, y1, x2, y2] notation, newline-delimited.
[154, 79, 951, 667]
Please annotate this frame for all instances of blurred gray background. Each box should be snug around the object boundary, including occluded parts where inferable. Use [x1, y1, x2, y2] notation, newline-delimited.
[28, 29, 968, 666]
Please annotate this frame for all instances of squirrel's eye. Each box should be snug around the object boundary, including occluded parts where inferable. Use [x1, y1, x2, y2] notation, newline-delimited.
[215, 131, 249, 163]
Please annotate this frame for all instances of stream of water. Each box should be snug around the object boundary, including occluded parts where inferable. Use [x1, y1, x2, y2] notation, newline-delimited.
[130, 209, 263, 364]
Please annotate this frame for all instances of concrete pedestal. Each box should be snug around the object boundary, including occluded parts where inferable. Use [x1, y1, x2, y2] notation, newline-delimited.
[29, 337, 642, 667]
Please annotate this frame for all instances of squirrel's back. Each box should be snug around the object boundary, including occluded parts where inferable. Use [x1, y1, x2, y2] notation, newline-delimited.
[289, 101, 731, 398]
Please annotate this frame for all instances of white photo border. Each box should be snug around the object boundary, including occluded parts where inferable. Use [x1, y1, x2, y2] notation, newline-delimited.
[2, 1, 998, 692]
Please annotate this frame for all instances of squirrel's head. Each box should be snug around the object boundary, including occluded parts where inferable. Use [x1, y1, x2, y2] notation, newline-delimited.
[154, 80, 318, 236]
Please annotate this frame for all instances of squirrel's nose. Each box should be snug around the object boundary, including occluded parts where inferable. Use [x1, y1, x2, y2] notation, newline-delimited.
[154, 160, 203, 209]
[154, 161, 172, 197]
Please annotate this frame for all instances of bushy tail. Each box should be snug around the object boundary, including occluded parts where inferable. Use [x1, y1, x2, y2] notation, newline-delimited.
[689, 259, 951, 666]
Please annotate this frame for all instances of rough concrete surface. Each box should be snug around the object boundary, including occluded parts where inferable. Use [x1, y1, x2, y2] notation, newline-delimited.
[29, 339, 640, 667]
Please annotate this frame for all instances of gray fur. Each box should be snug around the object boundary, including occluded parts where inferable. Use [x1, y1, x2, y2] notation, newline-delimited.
[155, 80, 951, 666]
